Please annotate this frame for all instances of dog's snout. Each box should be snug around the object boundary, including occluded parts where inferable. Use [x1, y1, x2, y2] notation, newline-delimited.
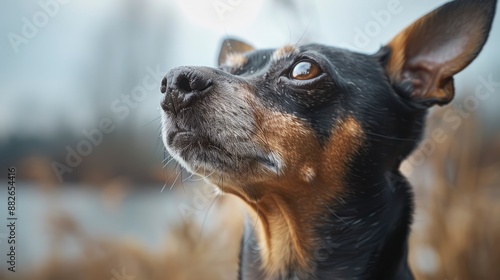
[176, 73, 213, 93]
[160, 77, 167, 94]
[161, 67, 214, 113]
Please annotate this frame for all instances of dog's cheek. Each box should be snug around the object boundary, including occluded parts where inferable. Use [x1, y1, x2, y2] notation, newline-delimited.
[251, 104, 322, 178]
[320, 116, 365, 183]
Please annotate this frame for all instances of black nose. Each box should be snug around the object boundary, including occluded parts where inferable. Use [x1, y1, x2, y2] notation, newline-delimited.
[160, 67, 213, 113]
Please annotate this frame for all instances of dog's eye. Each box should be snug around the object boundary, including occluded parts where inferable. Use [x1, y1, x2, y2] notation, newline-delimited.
[290, 61, 321, 80]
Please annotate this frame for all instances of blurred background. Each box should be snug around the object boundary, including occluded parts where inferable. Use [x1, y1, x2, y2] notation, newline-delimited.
[0, 0, 499, 279]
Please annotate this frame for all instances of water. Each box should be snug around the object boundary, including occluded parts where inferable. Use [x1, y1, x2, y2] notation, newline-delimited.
[0, 182, 197, 270]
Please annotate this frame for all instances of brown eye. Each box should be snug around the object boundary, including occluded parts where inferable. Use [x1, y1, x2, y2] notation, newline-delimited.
[291, 61, 321, 80]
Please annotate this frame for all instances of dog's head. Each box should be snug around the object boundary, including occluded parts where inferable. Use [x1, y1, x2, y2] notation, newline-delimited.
[161, 1, 495, 275]
[161, 0, 495, 198]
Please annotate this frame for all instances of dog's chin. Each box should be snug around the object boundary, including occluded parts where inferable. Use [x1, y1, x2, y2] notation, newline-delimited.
[162, 128, 282, 182]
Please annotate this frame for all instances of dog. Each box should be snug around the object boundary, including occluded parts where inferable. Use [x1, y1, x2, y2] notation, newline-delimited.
[159, 0, 496, 279]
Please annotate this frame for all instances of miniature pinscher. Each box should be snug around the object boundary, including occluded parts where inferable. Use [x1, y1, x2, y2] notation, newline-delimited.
[160, 0, 496, 279]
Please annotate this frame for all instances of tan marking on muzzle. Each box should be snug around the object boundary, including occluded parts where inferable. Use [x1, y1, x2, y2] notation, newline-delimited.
[321, 116, 365, 183]
[301, 165, 316, 183]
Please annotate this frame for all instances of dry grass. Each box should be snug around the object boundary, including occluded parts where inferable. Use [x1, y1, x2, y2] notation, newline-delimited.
[409, 107, 500, 280]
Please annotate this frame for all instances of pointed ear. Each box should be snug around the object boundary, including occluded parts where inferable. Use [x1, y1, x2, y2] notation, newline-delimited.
[384, 0, 496, 107]
[218, 38, 255, 66]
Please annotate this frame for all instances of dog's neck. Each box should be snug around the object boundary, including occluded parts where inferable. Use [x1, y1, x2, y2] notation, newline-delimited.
[237, 170, 414, 280]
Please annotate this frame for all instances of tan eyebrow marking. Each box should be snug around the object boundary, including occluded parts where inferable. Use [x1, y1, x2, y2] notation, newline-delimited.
[223, 53, 248, 69]
[272, 44, 298, 61]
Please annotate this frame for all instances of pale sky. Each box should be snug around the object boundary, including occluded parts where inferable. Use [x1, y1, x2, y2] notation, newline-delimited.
[1, 0, 499, 141]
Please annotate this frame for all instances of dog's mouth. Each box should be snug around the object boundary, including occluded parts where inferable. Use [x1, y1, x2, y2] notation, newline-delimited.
[166, 127, 194, 147]
[161, 114, 281, 178]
